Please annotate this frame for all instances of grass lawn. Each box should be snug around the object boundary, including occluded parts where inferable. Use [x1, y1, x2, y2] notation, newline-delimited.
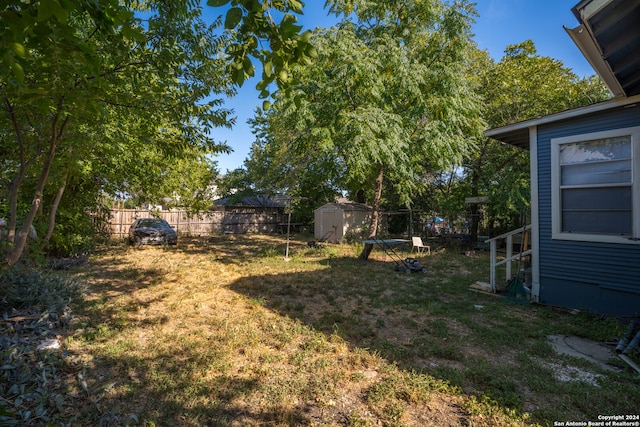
[15, 234, 639, 426]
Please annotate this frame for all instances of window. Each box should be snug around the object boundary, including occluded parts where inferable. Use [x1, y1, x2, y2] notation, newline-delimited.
[551, 126, 640, 244]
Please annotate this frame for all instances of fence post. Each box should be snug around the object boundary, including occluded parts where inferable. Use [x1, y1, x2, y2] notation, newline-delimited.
[118, 204, 123, 240]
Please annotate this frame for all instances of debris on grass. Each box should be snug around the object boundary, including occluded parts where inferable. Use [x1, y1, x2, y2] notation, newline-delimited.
[0, 269, 84, 426]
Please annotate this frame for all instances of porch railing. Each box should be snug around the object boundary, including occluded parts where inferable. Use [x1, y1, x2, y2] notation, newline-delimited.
[485, 224, 532, 292]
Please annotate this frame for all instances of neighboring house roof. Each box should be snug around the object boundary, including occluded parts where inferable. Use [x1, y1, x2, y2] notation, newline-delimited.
[214, 195, 285, 207]
[565, 0, 640, 98]
[485, 94, 640, 148]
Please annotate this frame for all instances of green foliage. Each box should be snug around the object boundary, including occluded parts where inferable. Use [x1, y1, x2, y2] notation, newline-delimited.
[0, 269, 83, 425]
[1, 0, 234, 265]
[44, 206, 98, 258]
[447, 42, 612, 236]
[207, 0, 317, 91]
[215, 167, 261, 205]
[244, 0, 484, 233]
[481, 40, 610, 128]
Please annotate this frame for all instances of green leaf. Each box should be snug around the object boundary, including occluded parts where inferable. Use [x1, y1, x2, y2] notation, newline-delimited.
[277, 68, 288, 83]
[306, 45, 317, 58]
[11, 62, 24, 83]
[256, 80, 267, 91]
[289, 0, 304, 14]
[263, 61, 273, 77]
[10, 43, 27, 58]
[37, 0, 67, 23]
[58, 0, 77, 11]
[243, 56, 254, 77]
[37, 0, 57, 21]
[232, 69, 245, 86]
[207, 0, 231, 6]
[225, 7, 243, 29]
[298, 30, 313, 43]
[262, 100, 272, 110]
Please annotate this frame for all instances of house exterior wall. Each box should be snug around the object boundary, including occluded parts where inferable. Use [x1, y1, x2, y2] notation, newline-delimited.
[536, 105, 640, 315]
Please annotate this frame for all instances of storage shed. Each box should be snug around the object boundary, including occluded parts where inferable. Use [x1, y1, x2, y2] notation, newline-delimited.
[314, 201, 372, 243]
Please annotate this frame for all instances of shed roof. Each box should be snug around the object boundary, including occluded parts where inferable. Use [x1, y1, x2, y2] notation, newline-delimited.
[214, 195, 285, 207]
[316, 201, 372, 212]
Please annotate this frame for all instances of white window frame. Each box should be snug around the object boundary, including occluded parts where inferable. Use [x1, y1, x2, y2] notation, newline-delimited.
[551, 126, 640, 244]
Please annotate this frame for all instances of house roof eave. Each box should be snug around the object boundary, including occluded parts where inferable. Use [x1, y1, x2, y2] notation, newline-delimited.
[564, 24, 625, 97]
[570, 0, 640, 98]
[484, 94, 640, 149]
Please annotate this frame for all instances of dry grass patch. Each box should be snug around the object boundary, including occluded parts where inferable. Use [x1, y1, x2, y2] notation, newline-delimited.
[9, 234, 635, 426]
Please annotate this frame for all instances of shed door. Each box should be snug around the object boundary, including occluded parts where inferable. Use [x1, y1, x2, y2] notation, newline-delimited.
[321, 208, 340, 243]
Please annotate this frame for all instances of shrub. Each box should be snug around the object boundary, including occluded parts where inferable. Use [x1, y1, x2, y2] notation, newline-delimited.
[0, 269, 84, 425]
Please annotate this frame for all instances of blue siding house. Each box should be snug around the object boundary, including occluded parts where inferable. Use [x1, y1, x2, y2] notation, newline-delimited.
[485, 0, 640, 315]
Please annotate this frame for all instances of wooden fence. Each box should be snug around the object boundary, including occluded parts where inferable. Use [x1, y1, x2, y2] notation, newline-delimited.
[102, 208, 286, 240]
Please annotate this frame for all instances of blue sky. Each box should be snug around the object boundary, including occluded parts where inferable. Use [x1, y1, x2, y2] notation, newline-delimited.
[211, 0, 596, 173]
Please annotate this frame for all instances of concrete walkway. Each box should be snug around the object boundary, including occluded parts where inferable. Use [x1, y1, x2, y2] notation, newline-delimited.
[547, 335, 617, 372]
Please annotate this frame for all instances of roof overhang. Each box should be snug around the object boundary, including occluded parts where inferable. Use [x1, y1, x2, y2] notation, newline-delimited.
[566, 0, 640, 98]
[484, 94, 640, 149]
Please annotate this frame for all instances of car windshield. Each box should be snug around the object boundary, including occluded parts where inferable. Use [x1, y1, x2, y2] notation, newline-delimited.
[137, 219, 168, 228]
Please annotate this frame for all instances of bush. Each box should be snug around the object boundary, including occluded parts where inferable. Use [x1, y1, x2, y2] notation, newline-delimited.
[342, 226, 369, 244]
[44, 210, 98, 258]
[0, 269, 84, 425]
[0, 269, 84, 312]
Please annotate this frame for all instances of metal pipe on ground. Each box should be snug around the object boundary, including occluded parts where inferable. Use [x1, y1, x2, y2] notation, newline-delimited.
[623, 329, 640, 355]
[616, 320, 638, 353]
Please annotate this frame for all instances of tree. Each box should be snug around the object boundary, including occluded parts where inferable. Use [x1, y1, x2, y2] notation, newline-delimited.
[249, 0, 484, 256]
[207, 0, 317, 94]
[1, 0, 233, 267]
[461, 41, 610, 241]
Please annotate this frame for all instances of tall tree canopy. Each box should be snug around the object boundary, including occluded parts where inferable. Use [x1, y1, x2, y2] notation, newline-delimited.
[460, 41, 610, 239]
[1, 0, 236, 266]
[247, 0, 485, 253]
[208, 0, 317, 91]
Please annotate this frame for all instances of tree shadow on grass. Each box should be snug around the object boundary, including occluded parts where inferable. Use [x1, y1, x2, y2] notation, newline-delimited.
[226, 254, 638, 425]
[57, 237, 637, 426]
[58, 244, 322, 426]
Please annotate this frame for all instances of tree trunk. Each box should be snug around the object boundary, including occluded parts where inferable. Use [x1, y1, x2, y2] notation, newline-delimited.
[469, 170, 480, 246]
[3, 108, 68, 268]
[4, 154, 55, 267]
[44, 171, 69, 243]
[359, 164, 384, 260]
[3, 96, 29, 246]
[6, 177, 21, 245]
